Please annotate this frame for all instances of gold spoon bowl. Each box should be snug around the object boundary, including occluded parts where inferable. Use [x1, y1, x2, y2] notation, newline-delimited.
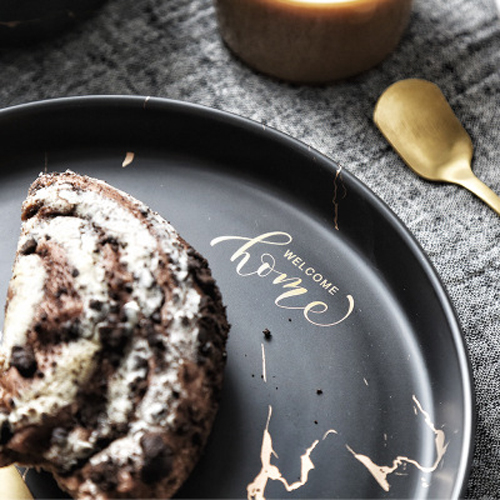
[374, 78, 500, 215]
[0, 465, 33, 499]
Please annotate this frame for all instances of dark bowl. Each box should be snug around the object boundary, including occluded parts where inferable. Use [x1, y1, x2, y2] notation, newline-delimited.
[0, 0, 107, 47]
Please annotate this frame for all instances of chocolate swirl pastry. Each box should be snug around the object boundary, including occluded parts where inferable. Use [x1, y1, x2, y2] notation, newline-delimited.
[0, 171, 229, 499]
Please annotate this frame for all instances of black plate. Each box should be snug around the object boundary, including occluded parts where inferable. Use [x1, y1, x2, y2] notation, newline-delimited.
[0, 97, 473, 499]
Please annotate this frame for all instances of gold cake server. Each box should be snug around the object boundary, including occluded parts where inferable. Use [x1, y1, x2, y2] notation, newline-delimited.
[0, 465, 33, 499]
[374, 78, 500, 215]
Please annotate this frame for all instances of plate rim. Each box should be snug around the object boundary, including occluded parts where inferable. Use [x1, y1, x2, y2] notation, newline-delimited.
[0, 95, 475, 498]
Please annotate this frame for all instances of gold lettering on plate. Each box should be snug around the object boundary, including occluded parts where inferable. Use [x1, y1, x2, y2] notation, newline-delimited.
[346, 395, 449, 492]
[247, 405, 335, 500]
[283, 249, 340, 296]
[210, 231, 354, 328]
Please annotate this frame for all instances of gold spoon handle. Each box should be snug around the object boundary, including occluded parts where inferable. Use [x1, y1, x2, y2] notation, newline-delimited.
[454, 172, 500, 216]
[0, 465, 33, 499]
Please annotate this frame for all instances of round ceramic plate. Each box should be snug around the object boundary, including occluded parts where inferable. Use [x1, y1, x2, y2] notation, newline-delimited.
[0, 97, 473, 499]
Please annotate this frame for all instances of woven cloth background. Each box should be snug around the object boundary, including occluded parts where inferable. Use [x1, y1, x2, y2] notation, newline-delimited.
[0, 0, 499, 497]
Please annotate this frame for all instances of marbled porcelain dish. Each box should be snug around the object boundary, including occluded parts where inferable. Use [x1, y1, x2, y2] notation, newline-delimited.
[0, 96, 473, 499]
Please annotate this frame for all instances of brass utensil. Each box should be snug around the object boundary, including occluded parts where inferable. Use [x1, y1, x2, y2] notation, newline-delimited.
[374, 78, 500, 215]
[0, 465, 33, 499]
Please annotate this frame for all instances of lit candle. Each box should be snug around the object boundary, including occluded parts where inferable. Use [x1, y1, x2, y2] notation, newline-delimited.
[214, 0, 413, 84]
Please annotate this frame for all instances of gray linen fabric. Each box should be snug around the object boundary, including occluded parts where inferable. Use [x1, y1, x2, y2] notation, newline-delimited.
[0, 0, 499, 497]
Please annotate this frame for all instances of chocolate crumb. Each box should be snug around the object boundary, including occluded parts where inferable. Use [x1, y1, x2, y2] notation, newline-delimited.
[0, 420, 13, 445]
[98, 323, 129, 350]
[22, 202, 41, 220]
[88, 460, 118, 492]
[191, 432, 203, 447]
[262, 328, 272, 339]
[140, 433, 173, 484]
[55, 286, 68, 298]
[316, 389, 323, 395]
[20, 238, 37, 255]
[89, 299, 103, 311]
[10, 345, 38, 378]
[199, 342, 212, 357]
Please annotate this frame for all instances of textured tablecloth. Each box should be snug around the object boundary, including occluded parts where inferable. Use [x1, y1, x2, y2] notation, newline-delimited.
[0, 0, 499, 497]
